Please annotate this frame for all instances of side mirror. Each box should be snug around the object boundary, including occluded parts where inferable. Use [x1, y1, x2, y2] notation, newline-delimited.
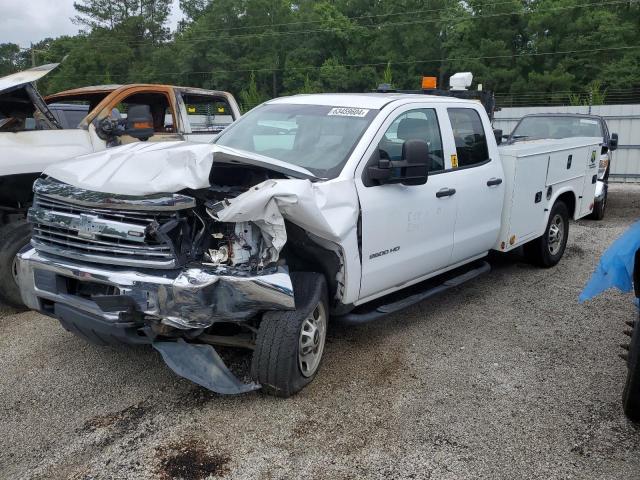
[609, 133, 618, 152]
[366, 139, 429, 186]
[493, 128, 503, 145]
[124, 104, 154, 140]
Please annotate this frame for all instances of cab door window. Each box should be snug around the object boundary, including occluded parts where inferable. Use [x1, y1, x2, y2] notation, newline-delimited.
[379, 108, 444, 172]
[447, 108, 490, 167]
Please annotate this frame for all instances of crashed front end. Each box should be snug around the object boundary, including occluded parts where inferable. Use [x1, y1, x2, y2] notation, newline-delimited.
[16, 140, 358, 395]
[18, 176, 294, 333]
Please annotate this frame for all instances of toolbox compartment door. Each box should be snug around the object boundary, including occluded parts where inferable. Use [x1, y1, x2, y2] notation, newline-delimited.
[575, 145, 600, 217]
[509, 152, 548, 243]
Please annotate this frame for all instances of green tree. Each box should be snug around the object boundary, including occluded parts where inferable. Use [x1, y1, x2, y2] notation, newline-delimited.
[527, 0, 640, 93]
[0, 43, 27, 76]
[7, 0, 640, 103]
[239, 71, 267, 111]
[444, 0, 530, 93]
[299, 74, 318, 94]
[179, 0, 213, 22]
[382, 61, 393, 86]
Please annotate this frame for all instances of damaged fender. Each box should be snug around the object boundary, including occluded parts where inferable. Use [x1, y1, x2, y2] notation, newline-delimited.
[210, 178, 359, 295]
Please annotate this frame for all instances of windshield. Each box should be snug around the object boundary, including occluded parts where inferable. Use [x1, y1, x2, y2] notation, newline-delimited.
[511, 116, 603, 141]
[214, 103, 377, 178]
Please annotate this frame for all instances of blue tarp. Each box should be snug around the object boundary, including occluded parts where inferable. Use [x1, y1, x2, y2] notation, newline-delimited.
[579, 220, 640, 303]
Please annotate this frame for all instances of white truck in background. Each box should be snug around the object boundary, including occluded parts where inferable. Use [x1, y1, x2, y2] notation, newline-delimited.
[16, 91, 601, 397]
[0, 64, 241, 307]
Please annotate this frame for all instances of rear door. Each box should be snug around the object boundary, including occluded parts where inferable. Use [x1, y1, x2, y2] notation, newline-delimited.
[355, 104, 459, 300]
[444, 106, 504, 264]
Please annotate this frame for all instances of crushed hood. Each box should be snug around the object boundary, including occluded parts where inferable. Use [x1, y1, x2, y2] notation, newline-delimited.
[43, 141, 319, 195]
[0, 63, 59, 94]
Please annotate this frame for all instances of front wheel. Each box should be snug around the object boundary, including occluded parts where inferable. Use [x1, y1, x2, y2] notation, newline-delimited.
[589, 192, 607, 220]
[524, 201, 569, 268]
[251, 272, 329, 397]
[0, 221, 32, 308]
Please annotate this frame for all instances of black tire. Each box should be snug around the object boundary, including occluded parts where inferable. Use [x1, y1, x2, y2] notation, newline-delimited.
[524, 201, 569, 268]
[622, 252, 640, 421]
[0, 221, 31, 308]
[251, 272, 328, 397]
[588, 193, 607, 220]
[623, 311, 640, 422]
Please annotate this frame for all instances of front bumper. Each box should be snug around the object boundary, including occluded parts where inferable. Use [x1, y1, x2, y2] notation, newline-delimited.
[17, 247, 294, 331]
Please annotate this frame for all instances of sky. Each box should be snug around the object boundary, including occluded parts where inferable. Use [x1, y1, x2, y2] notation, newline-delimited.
[0, 0, 184, 48]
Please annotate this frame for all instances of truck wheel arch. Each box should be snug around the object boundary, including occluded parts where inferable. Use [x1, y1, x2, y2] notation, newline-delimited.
[0, 173, 39, 220]
[280, 221, 343, 313]
[549, 189, 577, 220]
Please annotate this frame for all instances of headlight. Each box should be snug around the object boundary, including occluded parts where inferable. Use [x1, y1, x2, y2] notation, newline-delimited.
[598, 158, 609, 178]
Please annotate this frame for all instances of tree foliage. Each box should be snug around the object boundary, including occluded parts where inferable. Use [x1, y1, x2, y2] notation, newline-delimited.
[0, 43, 27, 76]
[2, 0, 639, 102]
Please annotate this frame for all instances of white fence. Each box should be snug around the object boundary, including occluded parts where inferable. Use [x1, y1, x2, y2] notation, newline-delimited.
[493, 104, 640, 182]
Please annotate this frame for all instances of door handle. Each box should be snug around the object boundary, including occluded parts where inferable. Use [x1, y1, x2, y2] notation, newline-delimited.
[436, 188, 456, 198]
[487, 177, 503, 187]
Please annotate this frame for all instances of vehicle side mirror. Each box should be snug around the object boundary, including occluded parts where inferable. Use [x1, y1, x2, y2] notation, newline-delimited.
[493, 128, 503, 145]
[609, 133, 618, 151]
[366, 139, 429, 186]
[124, 104, 154, 141]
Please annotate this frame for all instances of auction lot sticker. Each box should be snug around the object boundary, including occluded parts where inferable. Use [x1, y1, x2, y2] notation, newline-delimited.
[328, 107, 370, 117]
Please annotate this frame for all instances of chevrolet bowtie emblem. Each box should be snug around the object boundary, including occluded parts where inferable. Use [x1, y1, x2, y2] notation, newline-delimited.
[78, 214, 99, 239]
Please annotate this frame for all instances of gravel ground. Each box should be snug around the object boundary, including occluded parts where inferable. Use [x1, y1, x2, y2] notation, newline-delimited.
[1, 184, 640, 480]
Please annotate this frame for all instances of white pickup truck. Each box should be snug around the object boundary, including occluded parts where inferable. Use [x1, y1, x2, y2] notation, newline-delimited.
[16, 92, 601, 397]
[0, 64, 240, 306]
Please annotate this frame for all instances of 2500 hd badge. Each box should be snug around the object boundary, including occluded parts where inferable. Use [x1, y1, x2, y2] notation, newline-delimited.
[369, 246, 401, 260]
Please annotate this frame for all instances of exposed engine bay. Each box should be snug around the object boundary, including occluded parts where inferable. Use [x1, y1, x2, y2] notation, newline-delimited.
[31, 162, 291, 274]
[195, 163, 290, 270]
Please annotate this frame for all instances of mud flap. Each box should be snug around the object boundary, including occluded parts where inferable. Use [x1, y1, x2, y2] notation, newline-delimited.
[153, 339, 260, 395]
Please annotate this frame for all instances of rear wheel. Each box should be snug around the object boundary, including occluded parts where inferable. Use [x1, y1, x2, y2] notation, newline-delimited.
[524, 201, 569, 268]
[251, 272, 328, 397]
[622, 252, 640, 421]
[0, 221, 31, 308]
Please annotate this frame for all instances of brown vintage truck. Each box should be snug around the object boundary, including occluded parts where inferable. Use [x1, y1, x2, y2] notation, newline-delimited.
[0, 63, 241, 306]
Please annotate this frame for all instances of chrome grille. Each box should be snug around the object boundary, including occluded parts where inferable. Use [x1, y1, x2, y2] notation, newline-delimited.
[29, 193, 183, 268]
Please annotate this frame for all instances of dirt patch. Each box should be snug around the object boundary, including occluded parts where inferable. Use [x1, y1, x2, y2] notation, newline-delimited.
[81, 402, 148, 433]
[566, 244, 587, 259]
[155, 439, 230, 480]
[292, 414, 321, 440]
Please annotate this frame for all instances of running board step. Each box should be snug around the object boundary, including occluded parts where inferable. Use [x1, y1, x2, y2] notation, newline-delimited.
[336, 261, 490, 325]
